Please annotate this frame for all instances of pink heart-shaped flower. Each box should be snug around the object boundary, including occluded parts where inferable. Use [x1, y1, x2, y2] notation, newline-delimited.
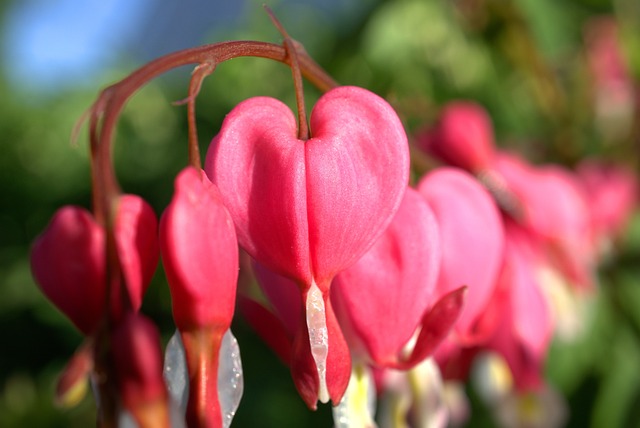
[494, 153, 595, 288]
[205, 85, 409, 290]
[31, 196, 159, 335]
[205, 85, 409, 406]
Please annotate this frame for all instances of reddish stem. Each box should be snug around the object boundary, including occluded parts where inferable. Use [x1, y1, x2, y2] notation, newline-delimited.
[266, 6, 310, 140]
[83, 37, 338, 426]
[181, 328, 225, 428]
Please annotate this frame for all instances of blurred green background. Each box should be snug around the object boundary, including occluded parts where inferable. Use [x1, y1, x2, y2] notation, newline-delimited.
[0, 0, 638, 426]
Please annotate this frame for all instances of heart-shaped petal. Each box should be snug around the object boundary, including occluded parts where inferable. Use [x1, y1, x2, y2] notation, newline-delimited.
[205, 85, 409, 290]
[331, 187, 441, 366]
[31, 206, 106, 335]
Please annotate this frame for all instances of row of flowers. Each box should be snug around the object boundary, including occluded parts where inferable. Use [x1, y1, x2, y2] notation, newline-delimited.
[29, 17, 638, 428]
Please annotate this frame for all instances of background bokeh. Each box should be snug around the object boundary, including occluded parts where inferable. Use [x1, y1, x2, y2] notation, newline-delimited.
[1, 0, 638, 426]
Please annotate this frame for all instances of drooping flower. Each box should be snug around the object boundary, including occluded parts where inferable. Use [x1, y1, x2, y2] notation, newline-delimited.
[160, 166, 240, 427]
[493, 153, 596, 290]
[31, 206, 106, 335]
[205, 85, 410, 407]
[576, 159, 638, 256]
[30, 195, 159, 335]
[331, 187, 464, 369]
[416, 101, 496, 173]
[584, 17, 636, 141]
[111, 313, 170, 428]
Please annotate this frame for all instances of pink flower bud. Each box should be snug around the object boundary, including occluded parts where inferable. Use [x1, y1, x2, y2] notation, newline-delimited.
[160, 167, 238, 331]
[111, 313, 170, 428]
[418, 167, 504, 344]
[31, 206, 106, 335]
[160, 167, 239, 427]
[417, 102, 496, 172]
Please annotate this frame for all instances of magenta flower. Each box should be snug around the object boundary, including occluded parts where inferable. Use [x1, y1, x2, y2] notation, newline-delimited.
[331, 187, 465, 369]
[416, 101, 496, 173]
[205, 86, 409, 407]
[576, 159, 638, 253]
[111, 313, 170, 428]
[31, 195, 159, 335]
[418, 167, 504, 345]
[494, 153, 596, 289]
[160, 166, 239, 427]
[160, 167, 238, 331]
[436, 219, 553, 391]
[482, 220, 553, 391]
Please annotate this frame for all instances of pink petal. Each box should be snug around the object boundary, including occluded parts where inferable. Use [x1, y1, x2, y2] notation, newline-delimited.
[418, 167, 504, 344]
[417, 101, 495, 172]
[291, 292, 351, 409]
[160, 167, 239, 331]
[205, 86, 409, 290]
[576, 159, 638, 244]
[494, 153, 596, 288]
[115, 194, 159, 312]
[30, 206, 106, 335]
[331, 187, 441, 366]
[111, 313, 168, 410]
[396, 286, 467, 370]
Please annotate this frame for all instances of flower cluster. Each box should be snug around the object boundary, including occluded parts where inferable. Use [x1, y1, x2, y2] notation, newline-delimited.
[29, 11, 638, 428]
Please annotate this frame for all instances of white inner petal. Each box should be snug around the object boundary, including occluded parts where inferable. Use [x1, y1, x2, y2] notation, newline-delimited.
[306, 280, 330, 403]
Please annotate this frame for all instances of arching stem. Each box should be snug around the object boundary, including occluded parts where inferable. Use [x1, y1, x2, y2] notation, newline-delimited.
[265, 6, 310, 140]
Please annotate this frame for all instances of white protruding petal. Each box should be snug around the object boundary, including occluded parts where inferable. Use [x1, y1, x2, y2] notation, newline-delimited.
[306, 280, 330, 403]
[218, 330, 244, 428]
[163, 329, 244, 428]
[164, 331, 188, 412]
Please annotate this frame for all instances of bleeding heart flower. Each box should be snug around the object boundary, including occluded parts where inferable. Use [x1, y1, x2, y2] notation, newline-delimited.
[416, 101, 496, 173]
[31, 196, 159, 335]
[494, 153, 596, 290]
[331, 187, 465, 369]
[483, 220, 553, 391]
[31, 206, 106, 335]
[111, 313, 170, 428]
[417, 167, 504, 345]
[160, 167, 238, 331]
[576, 159, 638, 253]
[160, 166, 239, 427]
[584, 17, 635, 141]
[205, 85, 409, 407]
